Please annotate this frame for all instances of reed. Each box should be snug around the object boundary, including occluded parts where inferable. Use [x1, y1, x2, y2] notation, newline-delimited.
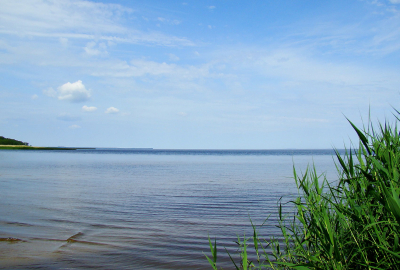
[206, 110, 400, 269]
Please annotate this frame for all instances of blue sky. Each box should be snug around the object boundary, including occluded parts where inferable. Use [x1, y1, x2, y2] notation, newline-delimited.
[1, 0, 400, 148]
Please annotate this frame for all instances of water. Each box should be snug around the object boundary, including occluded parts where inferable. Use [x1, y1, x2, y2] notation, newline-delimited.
[0, 149, 341, 269]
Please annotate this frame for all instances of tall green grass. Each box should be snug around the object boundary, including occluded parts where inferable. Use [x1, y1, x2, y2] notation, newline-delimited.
[205, 112, 400, 269]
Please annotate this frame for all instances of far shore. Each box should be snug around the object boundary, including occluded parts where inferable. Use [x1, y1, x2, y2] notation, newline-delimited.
[0, 145, 95, 150]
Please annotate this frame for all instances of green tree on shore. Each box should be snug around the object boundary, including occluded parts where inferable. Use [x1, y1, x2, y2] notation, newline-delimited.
[0, 136, 29, 146]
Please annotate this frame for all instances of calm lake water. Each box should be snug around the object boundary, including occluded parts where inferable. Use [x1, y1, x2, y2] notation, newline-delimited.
[0, 149, 342, 269]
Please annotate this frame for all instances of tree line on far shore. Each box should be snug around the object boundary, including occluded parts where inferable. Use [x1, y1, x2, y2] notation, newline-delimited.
[0, 136, 29, 146]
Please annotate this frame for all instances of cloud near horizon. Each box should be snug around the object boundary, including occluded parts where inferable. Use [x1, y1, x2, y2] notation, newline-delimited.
[82, 105, 98, 112]
[105, 107, 119, 114]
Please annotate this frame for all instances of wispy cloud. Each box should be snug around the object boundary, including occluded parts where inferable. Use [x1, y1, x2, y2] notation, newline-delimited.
[69, 124, 81, 129]
[0, 0, 194, 47]
[0, 0, 130, 35]
[287, 3, 400, 56]
[157, 17, 181, 25]
[43, 88, 57, 98]
[168, 53, 180, 61]
[57, 113, 81, 121]
[90, 59, 214, 80]
[84, 41, 108, 56]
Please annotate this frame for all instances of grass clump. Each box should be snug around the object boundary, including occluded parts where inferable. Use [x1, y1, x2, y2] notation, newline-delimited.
[205, 111, 400, 269]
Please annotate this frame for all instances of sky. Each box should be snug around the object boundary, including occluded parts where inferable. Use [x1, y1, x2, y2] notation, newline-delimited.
[1, 0, 400, 149]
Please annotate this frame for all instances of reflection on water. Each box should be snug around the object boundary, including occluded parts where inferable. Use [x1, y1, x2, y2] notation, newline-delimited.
[0, 149, 339, 269]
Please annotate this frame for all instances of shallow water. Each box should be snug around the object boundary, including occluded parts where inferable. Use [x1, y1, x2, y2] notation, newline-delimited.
[0, 149, 340, 269]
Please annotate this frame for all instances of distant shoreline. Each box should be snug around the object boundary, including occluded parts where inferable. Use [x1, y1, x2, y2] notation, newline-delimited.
[0, 145, 95, 150]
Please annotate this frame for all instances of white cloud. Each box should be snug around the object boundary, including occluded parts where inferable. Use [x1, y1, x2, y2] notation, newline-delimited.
[208, 6, 216, 10]
[57, 80, 91, 102]
[82, 105, 97, 112]
[105, 107, 120, 114]
[44, 81, 90, 102]
[389, 0, 400, 4]
[69, 125, 81, 129]
[31, 94, 38, 100]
